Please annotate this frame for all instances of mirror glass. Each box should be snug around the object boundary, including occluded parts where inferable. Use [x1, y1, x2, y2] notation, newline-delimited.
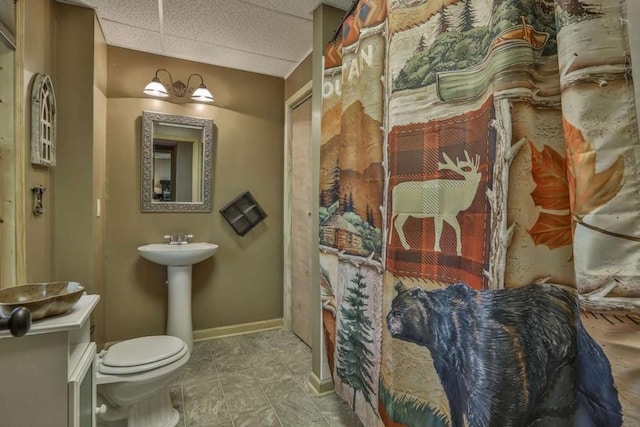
[141, 111, 214, 212]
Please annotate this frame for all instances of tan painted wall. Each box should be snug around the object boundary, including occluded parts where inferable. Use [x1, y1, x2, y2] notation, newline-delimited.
[23, 0, 56, 282]
[17, 2, 287, 345]
[105, 47, 284, 343]
[92, 15, 107, 345]
[52, 4, 107, 344]
[53, 3, 95, 289]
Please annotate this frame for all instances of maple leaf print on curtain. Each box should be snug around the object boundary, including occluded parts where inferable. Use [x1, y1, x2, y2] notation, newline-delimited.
[564, 118, 624, 217]
[528, 118, 625, 249]
[528, 141, 572, 249]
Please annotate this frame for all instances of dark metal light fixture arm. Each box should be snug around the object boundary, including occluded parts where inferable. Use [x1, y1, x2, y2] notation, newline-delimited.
[155, 68, 174, 90]
[186, 73, 205, 93]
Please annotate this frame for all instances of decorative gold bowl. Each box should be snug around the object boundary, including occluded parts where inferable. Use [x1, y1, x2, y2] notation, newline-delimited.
[0, 282, 85, 321]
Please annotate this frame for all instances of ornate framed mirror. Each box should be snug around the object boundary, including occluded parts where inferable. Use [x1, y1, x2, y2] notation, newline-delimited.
[141, 111, 214, 212]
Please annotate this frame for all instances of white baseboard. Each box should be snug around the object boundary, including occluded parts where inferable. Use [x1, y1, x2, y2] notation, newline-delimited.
[193, 318, 283, 341]
[307, 370, 335, 396]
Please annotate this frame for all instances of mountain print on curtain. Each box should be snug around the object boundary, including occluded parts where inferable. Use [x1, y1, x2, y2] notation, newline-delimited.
[319, 0, 386, 260]
[320, 34, 343, 389]
[321, 0, 640, 426]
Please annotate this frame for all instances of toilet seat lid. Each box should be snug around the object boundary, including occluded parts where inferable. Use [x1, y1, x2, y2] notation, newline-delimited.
[102, 335, 186, 368]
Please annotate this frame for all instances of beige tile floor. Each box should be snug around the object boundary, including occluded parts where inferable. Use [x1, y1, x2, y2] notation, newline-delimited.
[171, 329, 364, 427]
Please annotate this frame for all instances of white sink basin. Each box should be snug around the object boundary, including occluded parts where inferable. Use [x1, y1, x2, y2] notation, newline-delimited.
[137, 242, 219, 266]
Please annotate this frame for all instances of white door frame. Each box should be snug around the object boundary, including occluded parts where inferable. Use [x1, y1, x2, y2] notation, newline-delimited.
[283, 81, 313, 332]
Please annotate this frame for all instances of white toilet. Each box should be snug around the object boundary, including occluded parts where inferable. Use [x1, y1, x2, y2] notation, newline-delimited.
[95, 335, 190, 427]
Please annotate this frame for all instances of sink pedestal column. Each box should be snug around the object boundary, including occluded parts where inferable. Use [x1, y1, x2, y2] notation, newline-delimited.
[166, 265, 193, 352]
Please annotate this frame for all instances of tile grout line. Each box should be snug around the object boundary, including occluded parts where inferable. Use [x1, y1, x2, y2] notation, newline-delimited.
[185, 332, 354, 427]
[307, 375, 335, 427]
[169, 378, 187, 427]
[238, 339, 285, 427]
[178, 365, 185, 426]
[182, 349, 212, 427]
[285, 337, 347, 427]
[210, 346, 237, 427]
[180, 380, 186, 427]
[269, 333, 331, 426]
[286, 355, 334, 427]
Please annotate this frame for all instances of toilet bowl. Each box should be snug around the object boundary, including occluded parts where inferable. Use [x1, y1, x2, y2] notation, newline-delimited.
[95, 335, 190, 427]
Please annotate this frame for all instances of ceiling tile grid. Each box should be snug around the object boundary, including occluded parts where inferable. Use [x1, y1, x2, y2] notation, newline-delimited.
[59, 0, 354, 77]
[75, 0, 160, 31]
[162, 34, 296, 77]
[162, 0, 311, 63]
[100, 20, 163, 55]
[239, 0, 315, 19]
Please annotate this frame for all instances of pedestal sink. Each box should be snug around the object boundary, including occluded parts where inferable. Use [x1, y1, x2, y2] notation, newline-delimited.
[137, 242, 218, 352]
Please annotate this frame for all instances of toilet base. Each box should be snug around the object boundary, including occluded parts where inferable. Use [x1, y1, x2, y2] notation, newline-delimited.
[97, 387, 180, 427]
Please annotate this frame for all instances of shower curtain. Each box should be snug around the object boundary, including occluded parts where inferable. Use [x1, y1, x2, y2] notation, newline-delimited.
[319, 0, 640, 426]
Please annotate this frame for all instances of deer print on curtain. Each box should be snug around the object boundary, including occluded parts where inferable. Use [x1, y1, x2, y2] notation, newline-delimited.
[386, 97, 495, 290]
[390, 150, 481, 255]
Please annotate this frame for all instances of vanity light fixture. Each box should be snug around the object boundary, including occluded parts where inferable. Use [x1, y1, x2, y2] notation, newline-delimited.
[142, 68, 214, 102]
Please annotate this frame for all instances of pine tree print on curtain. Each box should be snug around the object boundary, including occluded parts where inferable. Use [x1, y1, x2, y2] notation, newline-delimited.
[336, 269, 375, 412]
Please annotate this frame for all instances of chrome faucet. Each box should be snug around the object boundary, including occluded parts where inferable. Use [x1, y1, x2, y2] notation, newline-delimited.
[177, 233, 194, 244]
[163, 233, 194, 245]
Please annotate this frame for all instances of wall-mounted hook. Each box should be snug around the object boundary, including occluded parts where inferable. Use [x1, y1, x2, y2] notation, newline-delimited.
[31, 186, 46, 215]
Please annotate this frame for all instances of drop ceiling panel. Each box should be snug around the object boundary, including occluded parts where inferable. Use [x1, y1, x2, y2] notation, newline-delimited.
[198, 1, 354, 21]
[238, 0, 315, 20]
[58, 0, 353, 77]
[76, 0, 160, 31]
[163, 34, 294, 77]
[101, 20, 163, 54]
[163, 0, 311, 63]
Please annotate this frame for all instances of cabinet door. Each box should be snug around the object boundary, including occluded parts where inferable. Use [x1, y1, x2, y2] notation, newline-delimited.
[68, 342, 97, 427]
[0, 332, 68, 426]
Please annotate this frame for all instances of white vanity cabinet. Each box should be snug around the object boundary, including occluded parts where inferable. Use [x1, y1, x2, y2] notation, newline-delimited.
[0, 295, 100, 427]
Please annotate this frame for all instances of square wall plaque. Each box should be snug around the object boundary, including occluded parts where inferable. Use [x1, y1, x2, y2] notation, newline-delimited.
[220, 191, 267, 236]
